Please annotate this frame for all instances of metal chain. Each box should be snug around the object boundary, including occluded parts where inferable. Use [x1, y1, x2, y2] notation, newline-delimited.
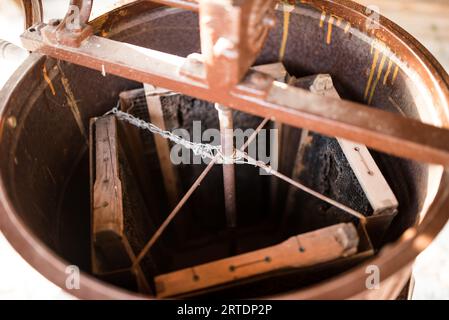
[104, 106, 365, 221]
[107, 107, 248, 165]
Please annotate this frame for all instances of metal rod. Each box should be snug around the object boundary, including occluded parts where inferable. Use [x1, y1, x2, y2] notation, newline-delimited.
[21, 0, 43, 29]
[133, 118, 270, 267]
[0, 40, 28, 62]
[215, 104, 237, 228]
[242, 154, 367, 222]
[133, 158, 217, 267]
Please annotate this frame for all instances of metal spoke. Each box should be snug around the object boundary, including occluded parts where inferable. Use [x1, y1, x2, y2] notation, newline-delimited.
[241, 153, 367, 222]
[133, 118, 270, 267]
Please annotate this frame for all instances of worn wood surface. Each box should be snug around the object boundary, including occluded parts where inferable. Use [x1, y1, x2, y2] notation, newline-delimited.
[154, 223, 359, 298]
[91, 115, 152, 293]
[305, 74, 398, 215]
[144, 84, 181, 209]
[92, 116, 124, 243]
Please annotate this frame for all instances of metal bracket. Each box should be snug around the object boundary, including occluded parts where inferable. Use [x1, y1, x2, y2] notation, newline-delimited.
[41, 0, 93, 47]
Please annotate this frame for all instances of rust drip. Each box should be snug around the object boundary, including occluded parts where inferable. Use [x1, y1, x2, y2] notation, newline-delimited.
[326, 16, 335, 45]
[319, 10, 326, 28]
[57, 64, 88, 142]
[368, 52, 387, 104]
[364, 46, 380, 100]
[279, 5, 292, 61]
[42, 65, 56, 96]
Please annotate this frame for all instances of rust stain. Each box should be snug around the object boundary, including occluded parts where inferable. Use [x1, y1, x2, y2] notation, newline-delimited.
[368, 53, 387, 104]
[364, 46, 380, 100]
[319, 11, 326, 28]
[279, 6, 292, 61]
[326, 16, 334, 45]
[43, 65, 56, 96]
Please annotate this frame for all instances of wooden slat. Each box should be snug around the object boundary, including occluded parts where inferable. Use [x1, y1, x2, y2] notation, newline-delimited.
[154, 223, 359, 298]
[252, 63, 289, 213]
[144, 83, 181, 209]
[252, 62, 288, 82]
[91, 115, 152, 293]
[93, 116, 124, 240]
[283, 74, 397, 216]
[311, 74, 398, 215]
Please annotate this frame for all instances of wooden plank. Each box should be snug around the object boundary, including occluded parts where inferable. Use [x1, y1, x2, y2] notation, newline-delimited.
[285, 74, 397, 216]
[92, 116, 124, 240]
[310, 74, 398, 215]
[252, 63, 289, 212]
[91, 115, 152, 293]
[252, 62, 288, 82]
[144, 83, 181, 209]
[154, 223, 359, 298]
[118, 87, 188, 242]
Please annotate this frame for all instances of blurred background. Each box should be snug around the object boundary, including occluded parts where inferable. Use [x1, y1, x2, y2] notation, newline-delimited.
[0, 0, 448, 299]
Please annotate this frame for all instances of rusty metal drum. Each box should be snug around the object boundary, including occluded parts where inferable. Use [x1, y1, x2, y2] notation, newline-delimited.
[1, 1, 449, 299]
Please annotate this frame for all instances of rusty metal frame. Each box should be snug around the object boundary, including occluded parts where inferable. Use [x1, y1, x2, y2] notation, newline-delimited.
[40, 0, 93, 47]
[21, 0, 43, 29]
[19, 0, 449, 166]
[21, 28, 449, 166]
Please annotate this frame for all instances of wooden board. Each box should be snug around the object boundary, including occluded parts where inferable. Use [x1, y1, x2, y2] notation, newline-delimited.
[285, 74, 397, 216]
[309, 74, 398, 215]
[154, 223, 359, 298]
[91, 115, 154, 293]
[144, 83, 181, 209]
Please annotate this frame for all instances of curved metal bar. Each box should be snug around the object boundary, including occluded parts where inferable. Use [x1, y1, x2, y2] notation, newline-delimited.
[21, 0, 43, 29]
[58, 0, 93, 29]
[39, 0, 94, 47]
[71, 0, 93, 26]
